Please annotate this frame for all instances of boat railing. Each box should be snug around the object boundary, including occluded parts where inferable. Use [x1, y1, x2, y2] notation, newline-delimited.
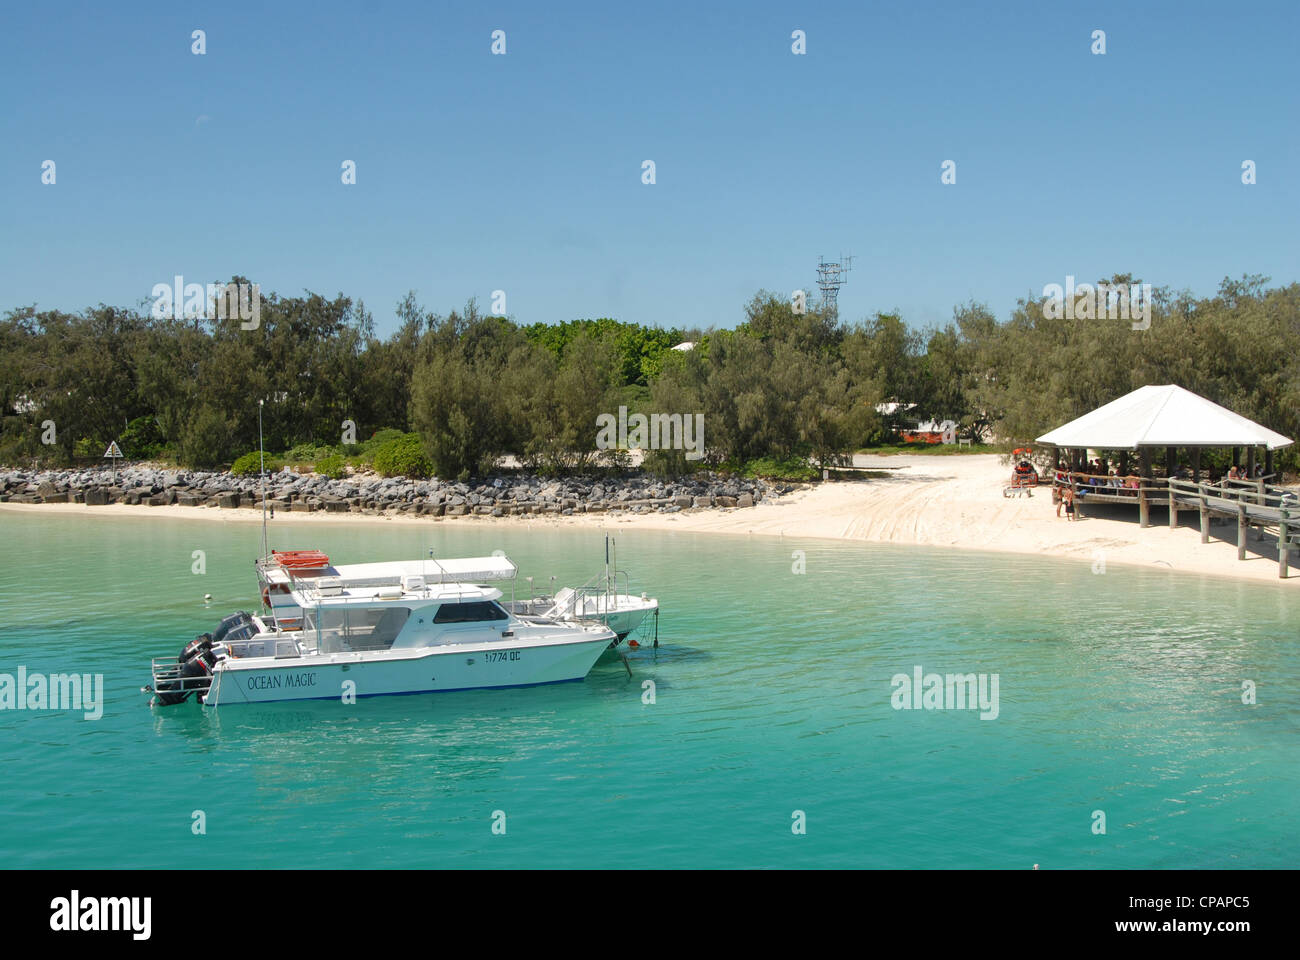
[149, 659, 213, 698]
[549, 568, 635, 626]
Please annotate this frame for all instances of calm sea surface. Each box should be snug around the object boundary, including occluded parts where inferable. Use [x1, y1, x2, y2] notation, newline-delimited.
[0, 511, 1295, 868]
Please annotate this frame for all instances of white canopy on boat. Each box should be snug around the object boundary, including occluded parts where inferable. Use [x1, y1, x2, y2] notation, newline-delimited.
[1036, 384, 1293, 450]
[263, 555, 518, 588]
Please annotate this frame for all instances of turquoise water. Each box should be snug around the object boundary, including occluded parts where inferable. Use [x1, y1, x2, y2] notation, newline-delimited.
[0, 511, 1295, 868]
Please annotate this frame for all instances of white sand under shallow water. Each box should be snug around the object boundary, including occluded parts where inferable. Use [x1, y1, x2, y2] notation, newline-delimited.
[3, 455, 1297, 586]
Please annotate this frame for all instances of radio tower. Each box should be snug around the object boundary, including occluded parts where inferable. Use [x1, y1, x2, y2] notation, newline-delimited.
[816, 254, 853, 315]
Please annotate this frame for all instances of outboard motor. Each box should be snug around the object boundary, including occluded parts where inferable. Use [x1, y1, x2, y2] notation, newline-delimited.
[179, 632, 213, 664]
[153, 612, 253, 706]
[211, 611, 254, 646]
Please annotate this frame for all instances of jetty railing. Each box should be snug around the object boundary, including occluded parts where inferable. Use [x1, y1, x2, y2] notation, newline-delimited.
[1052, 470, 1300, 577]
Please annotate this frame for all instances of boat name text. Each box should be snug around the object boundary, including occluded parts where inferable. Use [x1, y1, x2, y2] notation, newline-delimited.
[246, 672, 318, 691]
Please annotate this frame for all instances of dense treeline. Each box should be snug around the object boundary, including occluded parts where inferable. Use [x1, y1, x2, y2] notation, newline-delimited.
[2, 273, 1298, 479]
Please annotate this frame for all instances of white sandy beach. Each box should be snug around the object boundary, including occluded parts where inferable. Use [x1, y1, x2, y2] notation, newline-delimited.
[3, 455, 1297, 586]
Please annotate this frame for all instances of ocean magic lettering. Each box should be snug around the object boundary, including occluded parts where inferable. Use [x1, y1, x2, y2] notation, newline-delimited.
[0, 667, 103, 719]
[890, 666, 1000, 720]
[244, 671, 318, 691]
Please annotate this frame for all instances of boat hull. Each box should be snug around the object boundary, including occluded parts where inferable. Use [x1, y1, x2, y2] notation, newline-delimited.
[203, 634, 612, 706]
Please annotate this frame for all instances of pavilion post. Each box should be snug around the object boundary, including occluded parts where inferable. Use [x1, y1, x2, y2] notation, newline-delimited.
[1232, 446, 1240, 469]
[1138, 448, 1151, 527]
[1238, 503, 1248, 561]
[1279, 510, 1290, 579]
[1191, 447, 1201, 483]
[1165, 446, 1176, 478]
[1119, 450, 1129, 476]
[1247, 446, 1257, 480]
[1266, 448, 1274, 479]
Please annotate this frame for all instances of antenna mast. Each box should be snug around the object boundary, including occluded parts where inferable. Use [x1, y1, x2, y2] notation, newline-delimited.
[816, 253, 853, 316]
[258, 399, 268, 561]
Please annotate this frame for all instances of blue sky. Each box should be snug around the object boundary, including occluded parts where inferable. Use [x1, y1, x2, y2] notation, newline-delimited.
[2, 0, 1296, 336]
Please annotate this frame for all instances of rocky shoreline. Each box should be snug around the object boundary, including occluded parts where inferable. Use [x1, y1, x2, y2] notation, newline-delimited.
[0, 466, 793, 517]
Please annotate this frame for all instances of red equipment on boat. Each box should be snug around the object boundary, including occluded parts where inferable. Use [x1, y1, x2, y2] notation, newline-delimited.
[271, 550, 331, 572]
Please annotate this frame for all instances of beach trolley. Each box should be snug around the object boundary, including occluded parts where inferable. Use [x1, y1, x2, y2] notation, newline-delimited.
[1003, 449, 1039, 498]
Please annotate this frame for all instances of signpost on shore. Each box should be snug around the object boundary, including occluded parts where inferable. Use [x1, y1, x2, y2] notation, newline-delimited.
[103, 440, 122, 485]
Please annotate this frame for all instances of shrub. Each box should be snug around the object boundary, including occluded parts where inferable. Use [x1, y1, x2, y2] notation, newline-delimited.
[736, 456, 820, 482]
[372, 433, 433, 478]
[315, 453, 346, 480]
[230, 452, 265, 476]
[284, 441, 336, 464]
[361, 428, 406, 451]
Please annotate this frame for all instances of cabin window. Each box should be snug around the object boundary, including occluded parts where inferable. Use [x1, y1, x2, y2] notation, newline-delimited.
[308, 606, 412, 653]
[432, 601, 509, 624]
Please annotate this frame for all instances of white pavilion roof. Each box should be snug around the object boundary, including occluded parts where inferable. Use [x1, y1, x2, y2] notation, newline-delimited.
[1036, 385, 1293, 450]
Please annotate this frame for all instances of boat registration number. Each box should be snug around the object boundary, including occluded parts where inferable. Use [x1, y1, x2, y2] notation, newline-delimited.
[484, 651, 521, 663]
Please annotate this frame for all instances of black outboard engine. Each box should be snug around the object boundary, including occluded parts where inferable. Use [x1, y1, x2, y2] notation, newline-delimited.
[153, 612, 254, 706]
[179, 632, 213, 664]
[211, 611, 254, 646]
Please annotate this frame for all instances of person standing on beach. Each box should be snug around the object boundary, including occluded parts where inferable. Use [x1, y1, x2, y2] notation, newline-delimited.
[1058, 485, 1075, 520]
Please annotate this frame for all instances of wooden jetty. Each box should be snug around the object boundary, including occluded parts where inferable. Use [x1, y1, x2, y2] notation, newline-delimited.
[1055, 472, 1299, 578]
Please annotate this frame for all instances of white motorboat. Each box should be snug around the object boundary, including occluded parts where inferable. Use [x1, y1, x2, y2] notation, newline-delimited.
[147, 555, 616, 707]
[503, 536, 659, 645]
[505, 585, 658, 643]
